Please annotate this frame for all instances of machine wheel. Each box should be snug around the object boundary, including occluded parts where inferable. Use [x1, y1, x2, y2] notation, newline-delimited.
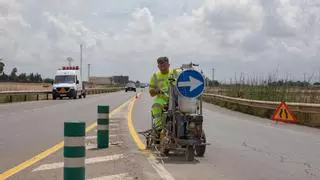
[163, 149, 170, 156]
[72, 91, 77, 99]
[52, 95, 56, 100]
[195, 131, 206, 157]
[146, 137, 152, 149]
[185, 146, 194, 161]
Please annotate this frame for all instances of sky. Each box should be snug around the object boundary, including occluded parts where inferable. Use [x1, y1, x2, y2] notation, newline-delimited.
[0, 0, 320, 83]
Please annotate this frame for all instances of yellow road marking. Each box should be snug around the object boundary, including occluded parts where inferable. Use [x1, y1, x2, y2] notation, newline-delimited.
[127, 93, 146, 150]
[127, 93, 175, 180]
[0, 96, 135, 180]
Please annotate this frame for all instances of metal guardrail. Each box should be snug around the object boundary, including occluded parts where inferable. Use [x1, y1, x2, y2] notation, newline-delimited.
[202, 93, 320, 114]
[0, 87, 124, 103]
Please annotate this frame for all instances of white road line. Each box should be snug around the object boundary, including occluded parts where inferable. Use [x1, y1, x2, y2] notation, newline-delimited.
[147, 154, 175, 180]
[110, 123, 119, 126]
[86, 141, 124, 149]
[109, 141, 124, 145]
[88, 173, 133, 180]
[32, 154, 126, 172]
[86, 135, 116, 140]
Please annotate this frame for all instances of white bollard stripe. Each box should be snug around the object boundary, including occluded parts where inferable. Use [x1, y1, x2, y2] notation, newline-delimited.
[88, 173, 133, 180]
[98, 113, 109, 119]
[64, 157, 85, 168]
[64, 137, 85, 147]
[97, 125, 109, 130]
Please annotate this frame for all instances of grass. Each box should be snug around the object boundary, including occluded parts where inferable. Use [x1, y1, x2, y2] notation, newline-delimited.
[206, 71, 320, 104]
[206, 85, 320, 103]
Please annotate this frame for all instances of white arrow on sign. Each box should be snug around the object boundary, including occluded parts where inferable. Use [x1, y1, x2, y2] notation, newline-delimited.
[178, 76, 203, 92]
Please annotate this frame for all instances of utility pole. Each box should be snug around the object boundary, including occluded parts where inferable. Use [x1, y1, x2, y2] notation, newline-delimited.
[212, 68, 215, 82]
[88, 63, 91, 82]
[80, 44, 83, 82]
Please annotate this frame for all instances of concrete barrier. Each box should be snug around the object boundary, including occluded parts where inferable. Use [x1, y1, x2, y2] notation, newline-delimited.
[0, 87, 124, 104]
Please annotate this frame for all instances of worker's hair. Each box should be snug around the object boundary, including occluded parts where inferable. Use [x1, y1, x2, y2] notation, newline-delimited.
[157, 56, 169, 64]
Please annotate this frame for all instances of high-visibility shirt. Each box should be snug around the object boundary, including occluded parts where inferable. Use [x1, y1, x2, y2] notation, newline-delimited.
[149, 69, 180, 104]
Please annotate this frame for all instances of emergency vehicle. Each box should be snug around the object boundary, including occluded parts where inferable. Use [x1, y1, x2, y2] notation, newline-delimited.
[52, 65, 86, 100]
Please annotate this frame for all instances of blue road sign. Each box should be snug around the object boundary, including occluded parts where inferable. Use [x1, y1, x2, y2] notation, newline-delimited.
[176, 69, 205, 98]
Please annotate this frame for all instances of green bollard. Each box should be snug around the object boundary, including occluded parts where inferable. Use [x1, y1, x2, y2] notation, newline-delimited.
[97, 105, 109, 148]
[64, 121, 86, 180]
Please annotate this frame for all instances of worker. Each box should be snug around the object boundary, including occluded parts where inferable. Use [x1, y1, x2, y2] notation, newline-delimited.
[148, 56, 180, 137]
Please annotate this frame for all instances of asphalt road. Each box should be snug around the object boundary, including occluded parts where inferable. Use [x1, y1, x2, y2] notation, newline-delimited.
[0, 91, 134, 173]
[133, 92, 320, 180]
[1, 90, 320, 180]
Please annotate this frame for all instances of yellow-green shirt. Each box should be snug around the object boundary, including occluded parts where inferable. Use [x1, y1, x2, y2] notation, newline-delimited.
[149, 69, 180, 104]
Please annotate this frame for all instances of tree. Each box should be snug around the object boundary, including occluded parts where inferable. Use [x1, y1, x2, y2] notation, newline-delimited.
[34, 73, 42, 82]
[10, 67, 18, 81]
[28, 73, 34, 82]
[18, 73, 27, 82]
[135, 80, 141, 87]
[0, 58, 4, 75]
[43, 78, 54, 84]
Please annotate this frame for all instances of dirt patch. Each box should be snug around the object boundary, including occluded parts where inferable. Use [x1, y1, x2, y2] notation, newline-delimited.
[0, 82, 51, 91]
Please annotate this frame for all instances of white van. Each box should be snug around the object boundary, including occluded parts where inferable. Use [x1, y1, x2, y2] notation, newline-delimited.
[52, 66, 86, 100]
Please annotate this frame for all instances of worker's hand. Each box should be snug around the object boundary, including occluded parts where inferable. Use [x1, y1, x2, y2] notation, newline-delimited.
[149, 88, 161, 97]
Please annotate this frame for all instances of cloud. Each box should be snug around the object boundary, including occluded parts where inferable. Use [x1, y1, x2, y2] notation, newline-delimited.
[0, 0, 319, 82]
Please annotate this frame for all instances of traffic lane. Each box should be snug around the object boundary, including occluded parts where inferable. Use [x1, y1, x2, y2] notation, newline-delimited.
[202, 103, 320, 180]
[0, 92, 108, 117]
[0, 91, 135, 173]
[132, 92, 227, 180]
[133, 92, 320, 180]
[11, 99, 160, 180]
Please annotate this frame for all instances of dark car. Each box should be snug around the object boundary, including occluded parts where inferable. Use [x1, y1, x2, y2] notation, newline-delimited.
[125, 82, 136, 92]
[140, 83, 148, 88]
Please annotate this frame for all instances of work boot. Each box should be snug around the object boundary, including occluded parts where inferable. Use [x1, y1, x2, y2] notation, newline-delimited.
[153, 129, 162, 144]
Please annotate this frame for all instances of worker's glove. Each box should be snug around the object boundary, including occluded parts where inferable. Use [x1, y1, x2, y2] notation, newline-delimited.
[158, 90, 165, 95]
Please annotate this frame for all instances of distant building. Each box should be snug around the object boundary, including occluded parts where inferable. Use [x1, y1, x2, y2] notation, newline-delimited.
[112, 75, 129, 85]
[89, 76, 112, 85]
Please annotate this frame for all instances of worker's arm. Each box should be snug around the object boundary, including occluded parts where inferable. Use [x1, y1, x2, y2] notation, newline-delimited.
[149, 74, 160, 97]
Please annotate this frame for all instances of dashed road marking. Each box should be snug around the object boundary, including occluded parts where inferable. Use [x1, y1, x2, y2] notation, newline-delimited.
[88, 173, 133, 180]
[86, 135, 117, 140]
[32, 154, 126, 172]
[86, 141, 124, 149]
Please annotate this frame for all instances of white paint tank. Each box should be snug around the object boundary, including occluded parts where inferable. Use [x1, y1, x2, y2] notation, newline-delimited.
[178, 95, 197, 113]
